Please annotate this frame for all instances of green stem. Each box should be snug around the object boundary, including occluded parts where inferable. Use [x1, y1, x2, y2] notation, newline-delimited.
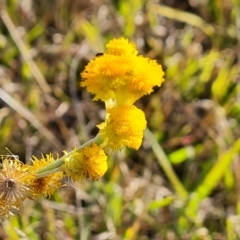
[144, 128, 188, 200]
[36, 135, 100, 178]
[37, 167, 63, 178]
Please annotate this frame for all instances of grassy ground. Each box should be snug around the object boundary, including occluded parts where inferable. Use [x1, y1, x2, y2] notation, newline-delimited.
[0, 0, 240, 239]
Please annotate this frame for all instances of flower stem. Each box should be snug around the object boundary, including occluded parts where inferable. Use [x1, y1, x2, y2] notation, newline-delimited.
[36, 167, 63, 178]
[36, 135, 100, 178]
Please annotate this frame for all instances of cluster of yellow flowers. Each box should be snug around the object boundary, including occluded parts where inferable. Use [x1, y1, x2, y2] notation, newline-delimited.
[81, 38, 164, 150]
[0, 38, 164, 217]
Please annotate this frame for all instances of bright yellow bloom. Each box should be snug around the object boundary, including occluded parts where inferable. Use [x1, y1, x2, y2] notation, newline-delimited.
[97, 105, 147, 150]
[0, 157, 35, 217]
[31, 154, 63, 198]
[62, 144, 108, 181]
[114, 56, 164, 105]
[105, 38, 138, 56]
[81, 38, 164, 104]
[81, 54, 132, 102]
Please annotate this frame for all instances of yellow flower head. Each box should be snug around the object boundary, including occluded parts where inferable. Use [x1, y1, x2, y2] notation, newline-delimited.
[31, 154, 63, 198]
[98, 105, 147, 150]
[62, 144, 108, 181]
[105, 38, 138, 56]
[114, 56, 164, 105]
[81, 38, 164, 104]
[0, 157, 35, 217]
[81, 54, 132, 102]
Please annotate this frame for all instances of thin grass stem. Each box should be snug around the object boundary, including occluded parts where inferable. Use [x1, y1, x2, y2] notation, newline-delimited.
[144, 128, 188, 200]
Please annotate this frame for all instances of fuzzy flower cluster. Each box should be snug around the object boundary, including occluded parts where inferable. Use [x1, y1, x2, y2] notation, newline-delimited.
[0, 148, 106, 217]
[0, 38, 164, 217]
[81, 38, 164, 150]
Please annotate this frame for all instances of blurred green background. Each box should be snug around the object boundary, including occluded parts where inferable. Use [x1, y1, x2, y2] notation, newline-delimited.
[0, 0, 240, 239]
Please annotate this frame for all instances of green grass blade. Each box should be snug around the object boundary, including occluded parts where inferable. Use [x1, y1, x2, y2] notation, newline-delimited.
[144, 128, 188, 200]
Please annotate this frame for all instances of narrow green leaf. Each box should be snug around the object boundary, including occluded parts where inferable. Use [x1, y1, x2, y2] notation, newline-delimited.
[148, 196, 175, 211]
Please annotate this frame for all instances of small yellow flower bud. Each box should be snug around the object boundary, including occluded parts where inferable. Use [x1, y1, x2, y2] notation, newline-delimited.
[62, 143, 108, 181]
[105, 37, 138, 56]
[30, 154, 63, 198]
